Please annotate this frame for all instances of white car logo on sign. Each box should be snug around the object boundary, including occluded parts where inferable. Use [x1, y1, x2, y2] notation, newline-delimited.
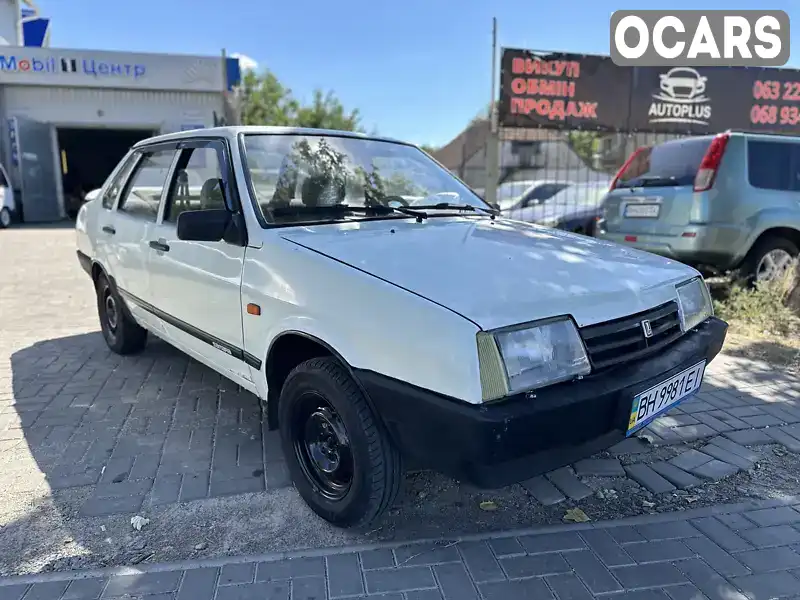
[648, 67, 712, 126]
[655, 68, 708, 103]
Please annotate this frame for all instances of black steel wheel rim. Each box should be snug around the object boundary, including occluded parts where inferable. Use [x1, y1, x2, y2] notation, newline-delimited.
[104, 291, 118, 331]
[292, 392, 353, 501]
[101, 285, 118, 342]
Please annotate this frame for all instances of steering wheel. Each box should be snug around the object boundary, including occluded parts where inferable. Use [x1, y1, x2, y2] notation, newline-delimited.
[382, 195, 410, 208]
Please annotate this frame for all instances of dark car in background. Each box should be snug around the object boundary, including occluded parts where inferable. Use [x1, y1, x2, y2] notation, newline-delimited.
[505, 181, 611, 235]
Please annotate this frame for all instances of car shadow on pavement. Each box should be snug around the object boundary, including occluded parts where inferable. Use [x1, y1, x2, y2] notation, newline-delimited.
[3, 330, 800, 578]
[2, 331, 356, 576]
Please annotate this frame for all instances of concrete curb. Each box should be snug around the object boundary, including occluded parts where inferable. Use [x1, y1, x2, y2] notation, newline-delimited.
[2, 494, 798, 587]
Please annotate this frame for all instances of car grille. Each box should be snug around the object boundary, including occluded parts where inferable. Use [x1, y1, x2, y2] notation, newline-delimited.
[579, 301, 683, 371]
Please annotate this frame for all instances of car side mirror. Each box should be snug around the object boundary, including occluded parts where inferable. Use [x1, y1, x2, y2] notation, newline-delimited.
[85, 189, 101, 202]
[490, 202, 500, 211]
[177, 209, 231, 242]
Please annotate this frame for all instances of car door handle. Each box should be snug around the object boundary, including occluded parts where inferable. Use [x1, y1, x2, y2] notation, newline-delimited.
[102, 225, 116, 235]
[149, 240, 170, 252]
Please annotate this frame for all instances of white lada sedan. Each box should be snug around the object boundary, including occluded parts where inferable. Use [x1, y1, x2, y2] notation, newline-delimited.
[75, 126, 728, 527]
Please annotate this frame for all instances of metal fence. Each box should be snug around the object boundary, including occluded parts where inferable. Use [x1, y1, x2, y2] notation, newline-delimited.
[485, 46, 800, 234]
[486, 126, 692, 233]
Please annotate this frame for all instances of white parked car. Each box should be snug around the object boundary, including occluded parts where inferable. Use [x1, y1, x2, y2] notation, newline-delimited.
[0, 162, 15, 228]
[75, 126, 728, 527]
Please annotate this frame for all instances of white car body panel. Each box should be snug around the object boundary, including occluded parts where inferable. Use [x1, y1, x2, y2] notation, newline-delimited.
[148, 230, 251, 382]
[277, 217, 697, 331]
[75, 126, 702, 408]
[240, 231, 483, 403]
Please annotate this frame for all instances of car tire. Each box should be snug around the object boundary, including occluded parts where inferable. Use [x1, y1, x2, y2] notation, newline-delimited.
[0, 207, 11, 228]
[740, 236, 799, 286]
[95, 273, 148, 354]
[279, 357, 403, 527]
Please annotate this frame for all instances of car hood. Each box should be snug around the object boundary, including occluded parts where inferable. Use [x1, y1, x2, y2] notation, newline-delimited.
[278, 217, 697, 330]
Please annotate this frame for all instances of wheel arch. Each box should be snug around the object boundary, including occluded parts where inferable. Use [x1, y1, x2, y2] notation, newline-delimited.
[90, 260, 138, 322]
[90, 260, 105, 284]
[263, 331, 379, 432]
[739, 226, 800, 267]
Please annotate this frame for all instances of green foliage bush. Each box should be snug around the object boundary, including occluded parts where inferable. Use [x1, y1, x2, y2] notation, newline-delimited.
[713, 261, 800, 336]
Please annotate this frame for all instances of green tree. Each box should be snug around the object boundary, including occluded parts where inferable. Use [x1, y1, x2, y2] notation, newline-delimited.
[419, 144, 437, 156]
[239, 71, 363, 133]
[239, 70, 298, 127]
[295, 89, 362, 132]
[567, 131, 602, 166]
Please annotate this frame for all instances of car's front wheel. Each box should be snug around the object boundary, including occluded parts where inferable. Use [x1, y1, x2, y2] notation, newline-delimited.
[279, 357, 403, 527]
[96, 273, 148, 354]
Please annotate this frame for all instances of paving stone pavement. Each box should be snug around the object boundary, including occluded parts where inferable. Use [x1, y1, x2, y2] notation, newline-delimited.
[2, 499, 800, 599]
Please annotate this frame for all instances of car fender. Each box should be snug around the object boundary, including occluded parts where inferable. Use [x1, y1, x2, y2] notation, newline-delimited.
[241, 238, 484, 404]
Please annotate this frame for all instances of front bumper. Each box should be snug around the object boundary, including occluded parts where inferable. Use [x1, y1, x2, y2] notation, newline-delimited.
[356, 316, 728, 489]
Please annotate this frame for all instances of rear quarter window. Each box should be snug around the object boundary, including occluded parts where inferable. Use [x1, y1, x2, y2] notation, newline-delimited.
[747, 140, 798, 191]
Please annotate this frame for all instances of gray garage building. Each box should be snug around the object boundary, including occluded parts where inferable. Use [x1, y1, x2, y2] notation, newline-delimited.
[0, 45, 242, 222]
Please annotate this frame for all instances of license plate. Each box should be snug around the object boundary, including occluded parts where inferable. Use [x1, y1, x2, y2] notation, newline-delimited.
[627, 361, 706, 435]
[624, 203, 660, 218]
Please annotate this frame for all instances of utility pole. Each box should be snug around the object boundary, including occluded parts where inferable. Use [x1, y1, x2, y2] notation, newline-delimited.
[484, 17, 500, 208]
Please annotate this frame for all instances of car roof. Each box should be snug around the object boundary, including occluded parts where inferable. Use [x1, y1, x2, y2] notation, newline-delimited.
[650, 130, 800, 150]
[133, 126, 414, 149]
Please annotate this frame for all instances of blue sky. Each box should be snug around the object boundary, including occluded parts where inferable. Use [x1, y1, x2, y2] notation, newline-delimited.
[46, 0, 798, 147]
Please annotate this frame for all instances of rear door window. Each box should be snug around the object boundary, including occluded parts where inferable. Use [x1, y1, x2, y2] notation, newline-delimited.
[617, 138, 712, 188]
[117, 150, 176, 221]
[747, 140, 798, 191]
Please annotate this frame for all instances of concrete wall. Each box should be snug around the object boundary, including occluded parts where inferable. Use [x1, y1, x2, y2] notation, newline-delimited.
[1, 86, 223, 132]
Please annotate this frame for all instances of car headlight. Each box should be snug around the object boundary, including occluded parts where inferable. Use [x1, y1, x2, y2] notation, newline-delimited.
[676, 277, 713, 332]
[477, 318, 591, 401]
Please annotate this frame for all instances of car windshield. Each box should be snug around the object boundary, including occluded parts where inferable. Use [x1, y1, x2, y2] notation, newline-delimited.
[242, 134, 490, 225]
[616, 138, 713, 188]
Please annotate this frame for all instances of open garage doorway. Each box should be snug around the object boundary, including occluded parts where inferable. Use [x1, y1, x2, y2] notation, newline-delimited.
[58, 127, 155, 218]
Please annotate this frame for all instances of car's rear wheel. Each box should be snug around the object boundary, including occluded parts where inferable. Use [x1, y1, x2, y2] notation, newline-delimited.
[0, 207, 11, 228]
[279, 357, 402, 527]
[96, 273, 148, 354]
[741, 236, 799, 285]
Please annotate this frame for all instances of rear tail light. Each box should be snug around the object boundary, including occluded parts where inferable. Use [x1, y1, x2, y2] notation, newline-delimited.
[693, 133, 730, 192]
[609, 147, 646, 191]
[625, 235, 637, 242]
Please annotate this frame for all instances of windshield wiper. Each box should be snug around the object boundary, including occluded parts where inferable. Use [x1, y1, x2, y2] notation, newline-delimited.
[271, 203, 428, 222]
[411, 202, 497, 220]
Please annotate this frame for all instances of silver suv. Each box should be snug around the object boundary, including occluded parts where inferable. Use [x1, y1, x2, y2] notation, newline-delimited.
[597, 131, 800, 283]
